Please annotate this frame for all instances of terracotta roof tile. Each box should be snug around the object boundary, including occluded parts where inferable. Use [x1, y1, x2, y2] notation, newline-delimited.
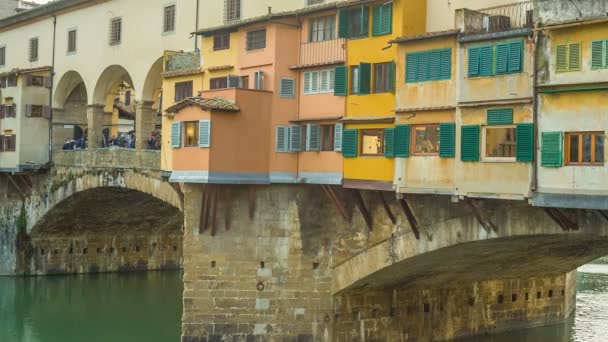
[390, 29, 461, 44]
[166, 97, 240, 114]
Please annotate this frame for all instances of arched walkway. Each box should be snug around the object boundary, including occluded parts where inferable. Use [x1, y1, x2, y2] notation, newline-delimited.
[137, 57, 164, 150]
[52, 71, 88, 152]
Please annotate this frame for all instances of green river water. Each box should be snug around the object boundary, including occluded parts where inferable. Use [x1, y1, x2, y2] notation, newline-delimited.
[0, 265, 607, 342]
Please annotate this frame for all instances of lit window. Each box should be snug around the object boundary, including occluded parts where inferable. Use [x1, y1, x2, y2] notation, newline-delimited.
[360, 129, 384, 156]
[183, 122, 199, 147]
[483, 126, 516, 160]
[566, 132, 604, 165]
[412, 124, 440, 155]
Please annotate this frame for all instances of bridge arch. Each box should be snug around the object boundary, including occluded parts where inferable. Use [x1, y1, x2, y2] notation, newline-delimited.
[92, 64, 135, 106]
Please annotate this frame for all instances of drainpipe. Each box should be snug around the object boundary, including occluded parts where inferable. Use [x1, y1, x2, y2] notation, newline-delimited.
[48, 15, 57, 163]
[531, 26, 539, 192]
[194, 0, 200, 51]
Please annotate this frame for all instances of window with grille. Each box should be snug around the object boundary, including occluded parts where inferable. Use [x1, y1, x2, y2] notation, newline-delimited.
[214, 32, 230, 51]
[307, 0, 325, 5]
[29, 37, 38, 62]
[0, 134, 16, 152]
[224, 0, 241, 23]
[210, 77, 228, 90]
[246, 29, 266, 51]
[309, 16, 335, 42]
[164, 5, 176, 33]
[67, 29, 77, 53]
[0, 46, 5, 66]
[174, 81, 193, 101]
[109, 18, 122, 45]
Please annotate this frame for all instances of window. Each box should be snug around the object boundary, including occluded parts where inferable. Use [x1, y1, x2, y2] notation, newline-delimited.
[164, 5, 176, 33]
[280, 78, 295, 98]
[0, 46, 5, 66]
[565, 132, 604, 165]
[406, 49, 452, 82]
[592, 40, 608, 69]
[109, 18, 122, 45]
[412, 124, 440, 155]
[183, 122, 199, 147]
[0, 104, 16, 118]
[254, 71, 264, 90]
[350, 66, 359, 94]
[29, 37, 38, 62]
[125, 90, 131, 105]
[174, 81, 193, 101]
[320, 125, 335, 151]
[224, 0, 241, 23]
[303, 69, 334, 94]
[373, 62, 393, 93]
[372, 3, 392, 36]
[214, 32, 230, 51]
[240, 76, 249, 89]
[0, 133, 16, 152]
[307, 0, 324, 5]
[556, 43, 581, 72]
[28, 105, 43, 117]
[360, 129, 384, 156]
[309, 15, 335, 42]
[210, 77, 228, 90]
[339, 7, 369, 39]
[483, 126, 517, 160]
[1, 75, 17, 88]
[468, 41, 523, 77]
[30, 76, 44, 87]
[67, 29, 77, 53]
[246, 29, 266, 51]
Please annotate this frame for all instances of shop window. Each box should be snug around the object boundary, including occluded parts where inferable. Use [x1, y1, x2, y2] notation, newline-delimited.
[483, 126, 516, 161]
[183, 121, 199, 147]
[360, 129, 384, 156]
[412, 124, 440, 155]
[565, 132, 604, 165]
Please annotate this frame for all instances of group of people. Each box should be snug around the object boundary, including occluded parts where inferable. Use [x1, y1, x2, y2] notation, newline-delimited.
[62, 131, 161, 150]
[103, 132, 135, 149]
[62, 137, 87, 150]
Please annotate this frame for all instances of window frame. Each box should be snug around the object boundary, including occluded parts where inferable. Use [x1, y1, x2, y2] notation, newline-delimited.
[350, 65, 359, 94]
[67, 28, 77, 54]
[224, 0, 241, 23]
[210, 77, 228, 90]
[109, 17, 122, 45]
[0, 133, 16, 152]
[565, 131, 605, 166]
[360, 129, 385, 157]
[183, 121, 199, 148]
[303, 69, 334, 95]
[0, 46, 5, 67]
[411, 124, 440, 156]
[320, 124, 335, 151]
[246, 28, 266, 51]
[373, 62, 391, 93]
[163, 4, 176, 33]
[174, 80, 193, 101]
[346, 7, 369, 39]
[309, 15, 336, 42]
[213, 32, 230, 51]
[29, 37, 38, 62]
[481, 125, 517, 162]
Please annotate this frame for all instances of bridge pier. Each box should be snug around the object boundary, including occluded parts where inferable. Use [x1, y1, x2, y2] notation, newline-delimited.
[86, 104, 105, 149]
[135, 101, 156, 151]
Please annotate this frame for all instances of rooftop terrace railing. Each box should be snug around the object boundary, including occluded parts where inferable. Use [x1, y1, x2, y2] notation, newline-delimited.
[477, 1, 534, 33]
[296, 38, 346, 69]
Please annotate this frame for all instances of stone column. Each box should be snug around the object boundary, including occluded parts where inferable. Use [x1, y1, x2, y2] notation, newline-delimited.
[135, 101, 156, 151]
[86, 104, 105, 149]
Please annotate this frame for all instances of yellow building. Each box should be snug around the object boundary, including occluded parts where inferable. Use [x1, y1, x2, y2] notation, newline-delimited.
[337, 0, 426, 191]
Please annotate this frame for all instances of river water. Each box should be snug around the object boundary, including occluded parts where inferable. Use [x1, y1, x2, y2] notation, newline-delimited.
[0, 265, 607, 342]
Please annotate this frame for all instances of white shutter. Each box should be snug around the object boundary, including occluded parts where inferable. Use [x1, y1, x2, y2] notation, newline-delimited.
[198, 120, 211, 147]
[311, 71, 319, 94]
[328, 69, 335, 92]
[275, 126, 289, 152]
[319, 70, 328, 92]
[25, 104, 32, 117]
[303, 72, 312, 94]
[171, 122, 181, 148]
[306, 124, 321, 151]
[289, 125, 303, 152]
[334, 123, 343, 152]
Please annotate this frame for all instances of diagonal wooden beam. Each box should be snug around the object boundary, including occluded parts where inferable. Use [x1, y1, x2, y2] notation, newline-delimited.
[352, 189, 373, 231]
[170, 182, 185, 210]
[466, 198, 497, 234]
[224, 187, 232, 231]
[210, 185, 219, 237]
[199, 185, 212, 234]
[544, 207, 578, 231]
[5, 174, 25, 199]
[321, 185, 350, 222]
[596, 210, 608, 222]
[544, 207, 569, 231]
[399, 198, 420, 240]
[379, 191, 396, 225]
[249, 185, 256, 220]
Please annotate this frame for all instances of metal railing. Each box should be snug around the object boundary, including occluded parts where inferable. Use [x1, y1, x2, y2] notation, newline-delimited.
[298, 38, 346, 68]
[478, 1, 534, 33]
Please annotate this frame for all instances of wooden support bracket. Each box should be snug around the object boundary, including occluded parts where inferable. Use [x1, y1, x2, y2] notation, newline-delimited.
[249, 185, 256, 220]
[352, 189, 373, 231]
[544, 207, 578, 231]
[5, 174, 25, 199]
[596, 210, 608, 222]
[198, 186, 208, 234]
[224, 187, 232, 231]
[399, 198, 420, 240]
[321, 185, 350, 222]
[210, 185, 219, 237]
[379, 191, 396, 225]
[170, 182, 185, 210]
[466, 199, 497, 234]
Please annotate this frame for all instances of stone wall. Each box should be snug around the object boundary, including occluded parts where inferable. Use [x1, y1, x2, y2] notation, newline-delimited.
[334, 272, 577, 341]
[535, 0, 608, 25]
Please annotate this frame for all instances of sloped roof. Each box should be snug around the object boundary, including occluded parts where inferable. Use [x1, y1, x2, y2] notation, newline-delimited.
[390, 29, 461, 44]
[165, 97, 240, 114]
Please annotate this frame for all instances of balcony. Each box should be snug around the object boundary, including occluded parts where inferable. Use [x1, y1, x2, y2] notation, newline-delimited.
[164, 51, 200, 73]
[457, 1, 534, 36]
[292, 38, 346, 69]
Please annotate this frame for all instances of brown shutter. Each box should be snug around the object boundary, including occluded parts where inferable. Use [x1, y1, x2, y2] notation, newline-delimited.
[25, 104, 32, 117]
[8, 76, 16, 87]
[0, 136, 4, 151]
[24, 74, 32, 86]
[0, 105, 4, 119]
[44, 76, 52, 89]
[0, 77, 6, 89]
[9, 134, 16, 151]
[9, 104, 16, 117]
[42, 106, 52, 119]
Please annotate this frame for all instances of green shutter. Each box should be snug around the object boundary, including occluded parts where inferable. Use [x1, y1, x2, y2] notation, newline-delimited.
[360, 7, 369, 37]
[372, 4, 392, 36]
[334, 66, 347, 96]
[439, 49, 452, 80]
[428, 50, 441, 80]
[568, 42, 581, 71]
[556, 44, 568, 72]
[338, 10, 349, 38]
[306, 124, 321, 151]
[342, 128, 358, 158]
[487, 108, 513, 125]
[439, 122, 455, 158]
[358, 62, 371, 95]
[276, 126, 289, 152]
[541, 131, 563, 167]
[516, 123, 534, 162]
[388, 60, 395, 92]
[495, 43, 509, 74]
[406, 53, 418, 82]
[461, 125, 480, 162]
[372, 5, 382, 36]
[508, 40, 523, 73]
[395, 124, 410, 157]
[417, 52, 429, 81]
[479, 45, 494, 76]
[384, 128, 395, 157]
[591, 40, 606, 69]
[468, 47, 480, 77]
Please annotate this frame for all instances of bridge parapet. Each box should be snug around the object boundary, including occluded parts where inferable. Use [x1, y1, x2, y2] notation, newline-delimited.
[53, 148, 160, 170]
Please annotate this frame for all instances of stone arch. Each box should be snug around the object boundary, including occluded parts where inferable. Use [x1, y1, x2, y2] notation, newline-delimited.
[92, 65, 135, 106]
[141, 57, 164, 103]
[137, 57, 164, 150]
[52, 71, 89, 151]
[53, 70, 87, 109]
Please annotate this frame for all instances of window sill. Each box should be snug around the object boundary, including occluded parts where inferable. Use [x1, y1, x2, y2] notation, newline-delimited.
[161, 30, 176, 37]
[481, 158, 517, 163]
[468, 72, 523, 79]
[565, 163, 605, 167]
[66, 51, 77, 56]
[412, 153, 440, 157]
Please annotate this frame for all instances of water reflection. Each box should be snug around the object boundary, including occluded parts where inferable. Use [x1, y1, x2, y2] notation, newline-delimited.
[0, 271, 182, 342]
